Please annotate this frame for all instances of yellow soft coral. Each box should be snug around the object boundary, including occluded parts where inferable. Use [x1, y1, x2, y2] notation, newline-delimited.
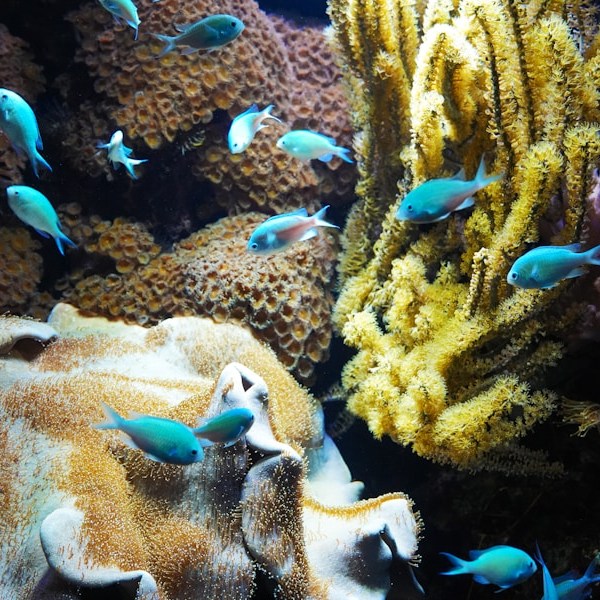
[330, 0, 600, 468]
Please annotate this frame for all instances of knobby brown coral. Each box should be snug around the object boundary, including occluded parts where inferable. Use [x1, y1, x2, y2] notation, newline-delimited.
[0, 306, 420, 600]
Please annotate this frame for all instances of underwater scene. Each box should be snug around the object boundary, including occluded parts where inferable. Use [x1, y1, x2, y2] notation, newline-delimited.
[2, 0, 600, 598]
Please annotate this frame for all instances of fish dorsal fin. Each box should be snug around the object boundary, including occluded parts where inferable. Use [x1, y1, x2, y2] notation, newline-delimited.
[127, 410, 146, 419]
[552, 571, 578, 585]
[563, 242, 582, 252]
[174, 22, 190, 33]
[451, 167, 465, 180]
[237, 104, 259, 120]
[263, 208, 308, 223]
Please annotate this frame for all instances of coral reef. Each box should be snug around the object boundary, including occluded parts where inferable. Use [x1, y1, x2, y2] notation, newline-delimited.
[0, 306, 420, 599]
[329, 0, 600, 468]
[62, 0, 355, 214]
[0, 24, 46, 184]
[62, 212, 337, 382]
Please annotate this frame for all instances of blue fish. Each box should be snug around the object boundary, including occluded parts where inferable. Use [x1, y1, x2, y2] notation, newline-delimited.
[507, 243, 600, 289]
[440, 545, 537, 590]
[97, 130, 147, 179]
[193, 407, 254, 447]
[93, 402, 204, 465]
[99, 0, 141, 39]
[152, 14, 245, 58]
[228, 104, 281, 154]
[0, 88, 52, 178]
[549, 555, 600, 600]
[247, 206, 338, 255]
[396, 158, 502, 223]
[6, 185, 76, 255]
[276, 130, 353, 163]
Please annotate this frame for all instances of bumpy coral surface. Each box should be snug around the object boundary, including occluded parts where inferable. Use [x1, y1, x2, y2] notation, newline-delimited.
[0, 307, 420, 600]
[330, 0, 600, 469]
[62, 213, 337, 382]
[63, 0, 355, 214]
[0, 24, 46, 184]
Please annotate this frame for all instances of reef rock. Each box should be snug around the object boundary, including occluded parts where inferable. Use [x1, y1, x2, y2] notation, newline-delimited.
[0, 304, 420, 599]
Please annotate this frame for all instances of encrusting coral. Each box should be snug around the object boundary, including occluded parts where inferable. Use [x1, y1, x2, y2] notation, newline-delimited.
[62, 212, 337, 382]
[0, 305, 420, 600]
[329, 0, 600, 469]
[62, 0, 355, 214]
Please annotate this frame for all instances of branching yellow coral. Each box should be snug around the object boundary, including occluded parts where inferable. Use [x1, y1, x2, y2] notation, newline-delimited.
[329, 0, 600, 468]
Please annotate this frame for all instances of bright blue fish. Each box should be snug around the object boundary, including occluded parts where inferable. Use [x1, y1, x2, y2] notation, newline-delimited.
[6, 185, 76, 256]
[247, 206, 338, 255]
[228, 104, 281, 154]
[536, 546, 559, 600]
[440, 545, 537, 590]
[193, 407, 254, 447]
[549, 555, 600, 600]
[507, 243, 600, 289]
[99, 0, 141, 39]
[152, 14, 245, 58]
[98, 130, 147, 179]
[93, 402, 204, 465]
[276, 130, 352, 163]
[0, 88, 52, 178]
[396, 158, 502, 223]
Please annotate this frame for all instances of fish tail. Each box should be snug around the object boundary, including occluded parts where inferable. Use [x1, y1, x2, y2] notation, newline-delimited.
[93, 402, 124, 430]
[54, 231, 77, 256]
[152, 33, 176, 58]
[335, 146, 354, 163]
[124, 158, 147, 179]
[439, 552, 470, 576]
[32, 150, 52, 178]
[475, 156, 502, 188]
[263, 104, 282, 124]
[585, 244, 600, 266]
[583, 554, 600, 583]
[313, 205, 339, 229]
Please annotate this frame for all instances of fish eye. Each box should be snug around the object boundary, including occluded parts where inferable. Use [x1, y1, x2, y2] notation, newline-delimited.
[406, 204, 413, 212]
[1, 94, 7, 100]
[510, 272, 518, 280]
[233, 142, 238, 147]
[250, 242, 258, 249]
[191, 449, 198, 455]
[230, 21, 237, 27]
[14, 190, 19, 196]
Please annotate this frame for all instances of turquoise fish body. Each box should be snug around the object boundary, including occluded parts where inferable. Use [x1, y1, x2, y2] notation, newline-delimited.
[247, 206, 338, 255]
[98, 130, 147, 179]
[228, 104, 281, 154]
[6, 185, 76, 256]
[396, 158, 501, 223]
[94, 402, 204, 465]
[507, 243, 600, 289]
[440, 545, 537, 590]
[0, 88, 52, 178]
[99, 0, 141, 39]
[193, 407, 254, 447]
[152, 14, 245, 57]
[276, 130, 353, 163]
[550, 555, 600, 600]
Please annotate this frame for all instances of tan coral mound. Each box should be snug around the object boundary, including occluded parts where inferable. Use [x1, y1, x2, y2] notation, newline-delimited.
[64, 0, 355, 213]
[0, 306, 420, 600]
[64, 213, 337, 382]
[0, 24, 46, 183]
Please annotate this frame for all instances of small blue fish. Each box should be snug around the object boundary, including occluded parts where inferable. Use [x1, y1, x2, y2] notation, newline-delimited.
[99, 0, 141, 39]
[152, 14, 245, 58]
[0, 88, 52, 178]
[97, 130, 147, 179]
[507, 243, 600, 289]
[193, 407, 254, 447]
[228, 104, 281, 154]
[396, 158, 502, 223]
[548, 555, 600, 600]
[440, 545, 537, 590]
[94, 402, 204, 465]
[535, 546, 559, 600]
[6, 185, 76, 256]
[276, 130, 353, 163]
[247, 206, 338, 255]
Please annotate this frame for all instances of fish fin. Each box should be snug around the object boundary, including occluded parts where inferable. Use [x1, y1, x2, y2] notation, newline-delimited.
[585, 243, 600, 265]
[174, 22, 189, 33]
[439, 552, 470, 576]
[552, 570, 578, 584]
[317, 152, 334, 162]
[473, 574, 491, 585]
[124, 158, 147, 179]
[151, 33, 176, 58]
[117, 431, 139, 450]
[133, 26, 138, 41]
[451, 167, 465, 180]
[180, 46, 198, 55]
[54, 231, 77, 256]
[335, 146, 353, 163]
[430, 213, 451, 222]
[312, 205, 339, 229]
[563, 242, 583, 252]
[34, 228, 50, 239]
[97, 142, 110, 149]
[93, 402, 123, 430]
[455, 196, 475, 211]
[195, 436, 215, 448]
[583, 554, 600, 580]
[32, 150, 52, 178]
[122, 144, 134, 157]
[262, 105, 282, 123]
[36, 133, 43, 151]
[144, 452, 166, 463]
[238, 104, 259, 118]
[475, 156, 503, 187]
[263, 208, 308, 223]
[565, 266, 586, 279]
[299, 228, 318, 241]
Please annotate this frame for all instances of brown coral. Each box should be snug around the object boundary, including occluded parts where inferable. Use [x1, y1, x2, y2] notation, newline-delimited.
[0, 24, 46, 184]
[63, 213, 337, 382]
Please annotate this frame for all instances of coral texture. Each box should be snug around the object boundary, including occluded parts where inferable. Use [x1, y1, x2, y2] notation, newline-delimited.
[63, 0, 355, 214]
[0, 306, 420, 600]
[63, 213, 337, 382]
[329, 0, 600, 468]
[0, 24, 46, 184]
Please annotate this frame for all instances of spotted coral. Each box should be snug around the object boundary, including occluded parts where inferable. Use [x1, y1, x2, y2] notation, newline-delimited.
[0, 306, 420, 599]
